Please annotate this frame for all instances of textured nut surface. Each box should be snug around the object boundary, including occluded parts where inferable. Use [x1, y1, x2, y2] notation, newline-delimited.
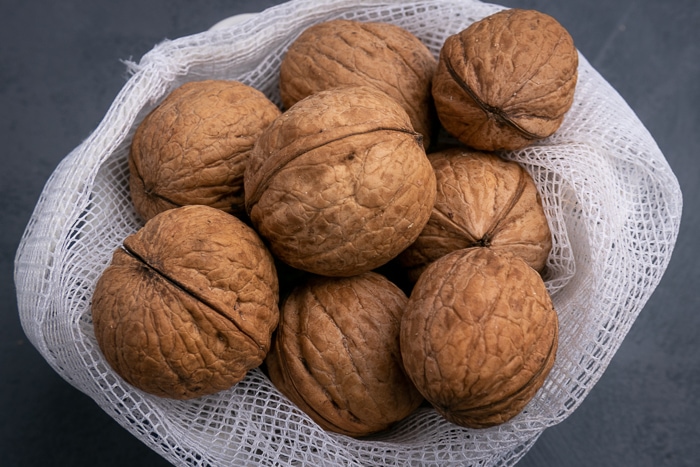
[398, 147, 551, 282]
[279, 19, 437, 148]
[91, 205, 279, 399]
[400, 248, 558, 428]
[129, 80, 281, 221]
[432, 9, 578, 151]
[245, 85, 437, 277]
[266, 272, 423, 437]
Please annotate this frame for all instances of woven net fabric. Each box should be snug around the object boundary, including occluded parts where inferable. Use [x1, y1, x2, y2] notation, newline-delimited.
[14, 0, 682, 465]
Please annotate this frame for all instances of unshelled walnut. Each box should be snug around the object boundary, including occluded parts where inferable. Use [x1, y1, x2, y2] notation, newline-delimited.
[279, 19, 437, 148]
[129, 79, 281, 221]
[266, 272, 423, 437]
[91, 205, 279, 400]
[432, 9, 578, 151]
[398, 147, 551, 283]
[400, 248, 558, 428]
[244, 85, 437, 277]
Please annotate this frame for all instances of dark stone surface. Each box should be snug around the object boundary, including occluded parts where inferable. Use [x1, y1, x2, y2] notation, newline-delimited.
[1, 0, 697, 465]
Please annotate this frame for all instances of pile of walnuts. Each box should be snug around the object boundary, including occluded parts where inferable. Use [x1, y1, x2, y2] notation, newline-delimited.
[91, 8, 577, 437]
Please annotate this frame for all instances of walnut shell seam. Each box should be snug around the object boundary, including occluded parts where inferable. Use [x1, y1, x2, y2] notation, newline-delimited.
[245, 125, 423, 211]
[429, 163, 529, 248]
[117, 243, 264, 350]
[443, 56, 546, 141]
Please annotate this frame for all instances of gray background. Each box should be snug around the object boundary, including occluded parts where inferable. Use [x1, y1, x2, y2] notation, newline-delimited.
[1, 0, 697, 465]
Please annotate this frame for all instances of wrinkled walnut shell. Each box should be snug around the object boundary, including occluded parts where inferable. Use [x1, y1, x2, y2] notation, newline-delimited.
[279, 19, 437, 148]
[400, 248, 558, 428]
[129, 80, 281, 221]
[398, 147, 551, 283]
[91, 205, 279, 399]
[266, 272, 423, 437]
[244, 85, 437, 277]
[432, 9, 578, 151]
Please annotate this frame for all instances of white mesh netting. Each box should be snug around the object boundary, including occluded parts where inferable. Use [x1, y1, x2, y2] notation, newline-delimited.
[14, 0, 682, 465]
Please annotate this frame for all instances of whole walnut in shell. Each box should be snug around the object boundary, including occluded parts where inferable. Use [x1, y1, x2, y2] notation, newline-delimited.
[279, 19, 437, 148]
[432, 9, 578, 151]
[398, 147, 551, 283]
[244, 85, 437, 277]
[129, 80, 281, 221]
[91, 205, 279, 400]
[400, 248, 558, 428]
[266, 272, 423, 437]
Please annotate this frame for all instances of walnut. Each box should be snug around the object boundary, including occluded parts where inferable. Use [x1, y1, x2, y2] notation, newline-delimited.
[129, 80, 281, 221]
[279, 19, 437, 148]
[400, 248, 558, 428]
[244, 85, 437, 277]
[432, 9, 578, 151]
[91, 205, 279, 400]
[398, 147, 551, 283]
[266, 272, 423, 437]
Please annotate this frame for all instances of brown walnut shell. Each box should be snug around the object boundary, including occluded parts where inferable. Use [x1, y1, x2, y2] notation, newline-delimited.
[129, 80, 281, 221]
[266, 272, 423, 437]
[398, 147, 551, 283]
[432, 9, 578, 151]
[279, 19, 437, 148]
[400, 248, 558, 428]
[244, 85, 437, 277]
[91, 205, 279, 400]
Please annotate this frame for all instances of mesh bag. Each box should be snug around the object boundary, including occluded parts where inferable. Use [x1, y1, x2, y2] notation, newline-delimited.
[14, 0, 682, 465]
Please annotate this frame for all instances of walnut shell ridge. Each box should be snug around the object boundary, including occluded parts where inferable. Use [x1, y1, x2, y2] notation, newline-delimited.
[129, 80, 281, 221]
[279, 19, 437, 148]
[432, 9, 578, 151]
[91, 205, 279, 400]
[400, 248, 558, 428]
[266, 272, 423, 437]
[244, 85, 437, 277]
[398, 147, 552, 283]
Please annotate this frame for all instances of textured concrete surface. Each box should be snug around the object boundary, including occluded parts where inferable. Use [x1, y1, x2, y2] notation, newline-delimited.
[2, 0, 697, 465]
